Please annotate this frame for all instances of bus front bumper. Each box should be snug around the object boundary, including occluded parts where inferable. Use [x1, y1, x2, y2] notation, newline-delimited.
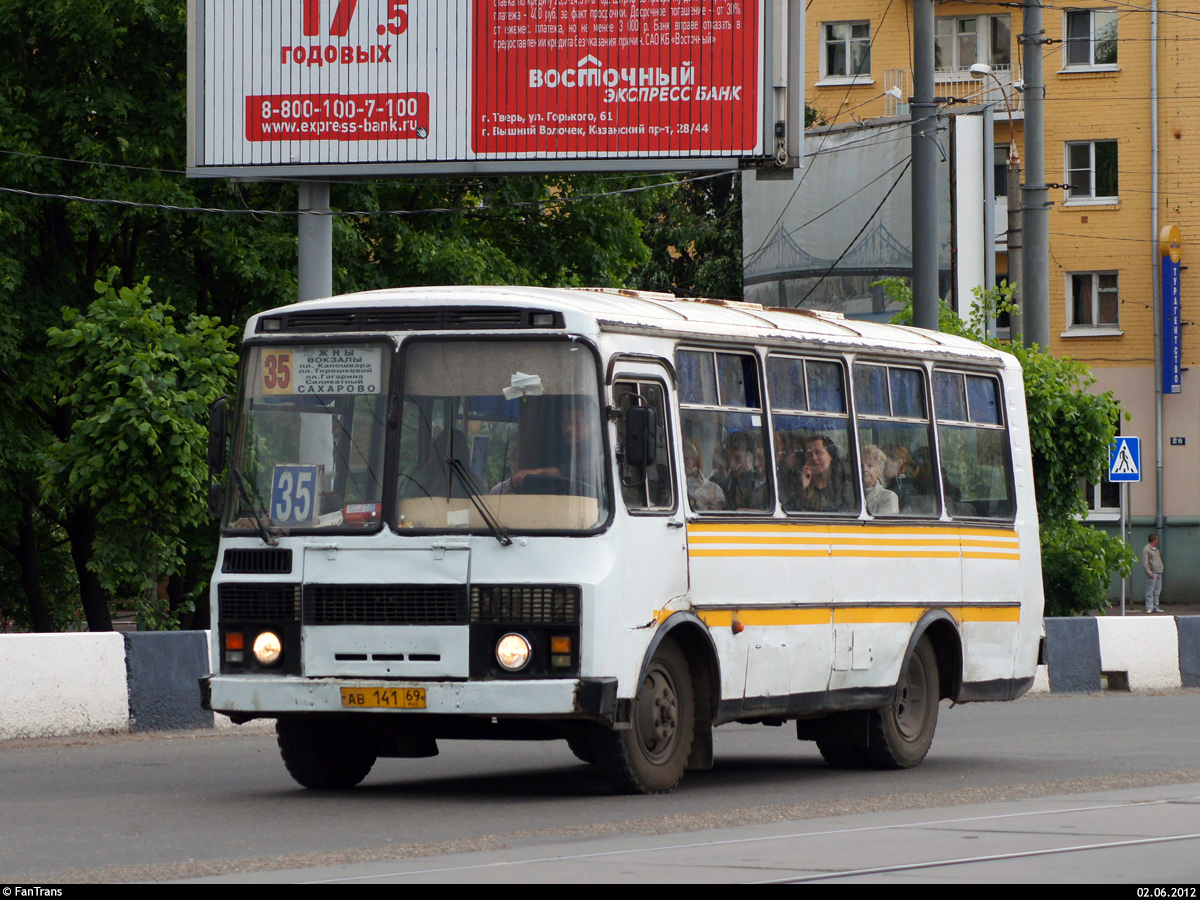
[205, 674, 618, 721]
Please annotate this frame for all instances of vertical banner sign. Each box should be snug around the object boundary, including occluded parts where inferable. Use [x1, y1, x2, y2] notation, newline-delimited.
[192, 0, 764, 172]
[472, 0, 761, 156]
[1160, 224, 1182, 395]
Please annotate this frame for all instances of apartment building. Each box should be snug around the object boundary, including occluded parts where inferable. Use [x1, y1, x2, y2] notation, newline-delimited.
[802, 0, 1198, 599]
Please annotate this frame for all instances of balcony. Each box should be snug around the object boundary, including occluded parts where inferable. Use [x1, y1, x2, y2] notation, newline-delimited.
[883, 65, 1023, 119]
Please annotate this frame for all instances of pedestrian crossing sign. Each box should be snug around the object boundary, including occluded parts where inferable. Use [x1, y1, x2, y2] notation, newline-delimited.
[1109, 437, 1141, 483]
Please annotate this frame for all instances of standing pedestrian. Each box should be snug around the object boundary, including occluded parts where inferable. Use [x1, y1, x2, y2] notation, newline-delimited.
[1142, 533, 1164, 613]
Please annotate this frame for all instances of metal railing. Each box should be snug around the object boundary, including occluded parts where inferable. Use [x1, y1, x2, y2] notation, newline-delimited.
[883, 65, 1023, 118]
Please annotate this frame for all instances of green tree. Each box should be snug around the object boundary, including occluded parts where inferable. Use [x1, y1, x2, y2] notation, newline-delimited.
[42, 271, 237, 629]
[880, 278, 1134, 615]
[629, 172, 743, 300]
[333, 174, 657, 293]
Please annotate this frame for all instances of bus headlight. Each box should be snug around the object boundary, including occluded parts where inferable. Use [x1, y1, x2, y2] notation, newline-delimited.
[253, 631, 283, 666]
[495, 633, 532, 671]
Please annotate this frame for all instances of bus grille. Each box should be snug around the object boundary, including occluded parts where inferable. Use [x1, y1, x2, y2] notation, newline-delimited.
[470, 585, 581, 624]
[256, 307, 561, 334]
[218, 583, 301, 621]
[221, 548, 293, 574]
[303, 584, 466, 625]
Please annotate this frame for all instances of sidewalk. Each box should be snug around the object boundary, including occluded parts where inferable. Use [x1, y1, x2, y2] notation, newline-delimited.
[1095, 599, 1200, 617]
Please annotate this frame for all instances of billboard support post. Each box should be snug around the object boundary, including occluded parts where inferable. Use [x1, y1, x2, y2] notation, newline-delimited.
[298, 181, 332, 303]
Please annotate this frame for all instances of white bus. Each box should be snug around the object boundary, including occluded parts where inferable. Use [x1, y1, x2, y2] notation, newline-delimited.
[203, 286, 1044, 794]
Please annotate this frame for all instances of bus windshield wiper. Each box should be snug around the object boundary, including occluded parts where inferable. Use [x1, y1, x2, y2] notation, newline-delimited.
[230, 462, 279, 547]
[445, 456, 512, 547]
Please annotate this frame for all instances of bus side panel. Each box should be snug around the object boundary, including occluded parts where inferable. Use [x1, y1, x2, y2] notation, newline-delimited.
[687, 526, 836, 704]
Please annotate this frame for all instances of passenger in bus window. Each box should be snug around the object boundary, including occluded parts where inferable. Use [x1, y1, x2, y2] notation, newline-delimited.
[510, 399, 599, 495]
[883, 444, 916, 509]
[684, 439, 727, 510]
[776, 430, 805, 509]
[861, 444, 899, 515]
[799, 434, 855, 512]
[715, 430, 763, 510]
[751, 432, 770, 503]
[902, 446, 938, 515]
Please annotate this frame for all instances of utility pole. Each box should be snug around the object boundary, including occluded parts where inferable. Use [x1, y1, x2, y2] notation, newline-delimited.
[910, 0, 940, 331]
[1021, 0, 1050, 348]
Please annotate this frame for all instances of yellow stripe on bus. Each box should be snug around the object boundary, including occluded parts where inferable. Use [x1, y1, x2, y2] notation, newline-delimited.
[688, 535, 968, 546]
[686, 523, 1018, 538]
[655, 605, 1021, 627]
[686, 522, 1021, 561]
[689, 548, 1020, 560]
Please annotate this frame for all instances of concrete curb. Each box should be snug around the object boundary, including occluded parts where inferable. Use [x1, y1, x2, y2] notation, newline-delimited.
[1, 617, 1196, 740]
[0, 633, 129, 740]
[124, 632, 215, 731]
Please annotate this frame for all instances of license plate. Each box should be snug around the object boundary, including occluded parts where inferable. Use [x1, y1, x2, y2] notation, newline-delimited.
[340, 687, 426, 709]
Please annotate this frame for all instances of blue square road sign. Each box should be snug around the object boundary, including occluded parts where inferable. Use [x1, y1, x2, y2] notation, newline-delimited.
[1109, 437, 1141, 483]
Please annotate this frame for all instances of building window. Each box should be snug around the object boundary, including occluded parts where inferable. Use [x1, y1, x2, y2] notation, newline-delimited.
[822, 22, 871, 79]
[1065, 9, 1118, 67]
[994, 145, 1010, 198]
[1066, 140, 1118, 201]
[935, 15, 1011, 73]
[1083, 475, 1121, 520]
[1070, 272, 1120, 327]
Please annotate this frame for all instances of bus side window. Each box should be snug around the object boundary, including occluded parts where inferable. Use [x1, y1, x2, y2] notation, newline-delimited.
[768, 355, 858, 515]
[853, 363, 937, 518]
[614, 381, 674, 512]
[677, 349, 772, 513]
[933, 371, 1015, 519]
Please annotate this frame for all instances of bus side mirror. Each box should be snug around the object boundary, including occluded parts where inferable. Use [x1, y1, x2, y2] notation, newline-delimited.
[623, 405, 657, 468]
[207, 397, 229, 518]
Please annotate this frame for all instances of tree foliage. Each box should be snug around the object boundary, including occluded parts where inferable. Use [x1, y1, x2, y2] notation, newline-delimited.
[628, 172, 743, 300]
[42, 272, 237, 628]
[880, 278, 1135, 615]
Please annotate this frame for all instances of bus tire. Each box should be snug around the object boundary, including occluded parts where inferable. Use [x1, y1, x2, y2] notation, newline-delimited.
[863, 636, 940, 769]
[277, 718, 377, 790]
[593, 640, 694, 794]
[816, 740, 866, 768]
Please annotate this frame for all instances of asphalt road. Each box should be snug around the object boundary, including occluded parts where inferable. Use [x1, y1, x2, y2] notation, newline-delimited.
[1, 690, 1198, 883]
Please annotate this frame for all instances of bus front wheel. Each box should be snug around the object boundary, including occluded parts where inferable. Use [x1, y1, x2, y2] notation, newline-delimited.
[592, 640, 695, 794]
[863, 636, 940, 769]
[277, 718, 377, 789]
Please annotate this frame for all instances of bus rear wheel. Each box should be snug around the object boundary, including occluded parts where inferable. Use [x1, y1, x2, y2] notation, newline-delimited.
[592, 640, 695, 794]
[277, 718, 377, 789]
[863, 636, 940, 769]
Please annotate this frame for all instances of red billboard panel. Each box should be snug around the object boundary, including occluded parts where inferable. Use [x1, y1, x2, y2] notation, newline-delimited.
[472, 0, 760, 156]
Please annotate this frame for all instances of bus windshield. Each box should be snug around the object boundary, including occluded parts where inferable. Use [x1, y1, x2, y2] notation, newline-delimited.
[226, 343, 391, 533]
[397, 339, 608, 533]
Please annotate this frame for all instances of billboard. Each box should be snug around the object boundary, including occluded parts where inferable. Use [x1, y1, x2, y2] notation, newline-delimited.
[188, 0, 786, 177]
